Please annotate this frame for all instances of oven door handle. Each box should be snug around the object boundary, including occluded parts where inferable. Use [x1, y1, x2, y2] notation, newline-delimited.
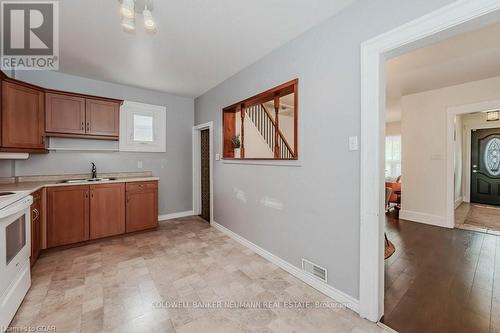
[0, 196, 33, 219]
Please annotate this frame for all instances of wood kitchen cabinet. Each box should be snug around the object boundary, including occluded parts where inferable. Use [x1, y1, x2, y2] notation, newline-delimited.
[126, 181, 158, 232]
[30, 190, 42, 267]
[89, 183, 125, 239]
[45, 93, 86, 135]
[2, 80, 46, 151]
[85, 99, 120, 137]
[45, 180, 158, 248]
[45, 92, 121, 140]
[47, 185, 89, 247]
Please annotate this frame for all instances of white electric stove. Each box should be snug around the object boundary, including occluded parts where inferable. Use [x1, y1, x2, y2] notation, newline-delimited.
[0, 191, 33, 332]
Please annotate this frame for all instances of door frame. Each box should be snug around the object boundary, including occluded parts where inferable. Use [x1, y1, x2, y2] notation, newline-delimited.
[359, 0, 500, 322]
[192, 122, 214, 224]
[446, 99, 500, 228]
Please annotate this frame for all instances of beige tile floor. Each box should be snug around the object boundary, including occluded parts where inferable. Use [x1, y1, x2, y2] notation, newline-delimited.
[10, 216, 382, 333]
[455, 202, 500, 234]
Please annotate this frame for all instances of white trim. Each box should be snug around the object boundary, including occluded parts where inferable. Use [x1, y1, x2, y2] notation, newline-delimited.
[212, 221, 359, 312]
[360, 0, 500, 322]
[222, 160, 302, 167]
[399, 210, 448, 228]
[192, 122, 214, 224]
[158, 210, 194, 221]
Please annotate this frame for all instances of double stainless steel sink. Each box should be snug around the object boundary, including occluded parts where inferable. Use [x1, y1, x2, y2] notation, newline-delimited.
[59, 178, 117, 184]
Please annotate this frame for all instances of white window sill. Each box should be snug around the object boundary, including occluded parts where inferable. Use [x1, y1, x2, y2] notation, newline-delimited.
[222, 159, 302, 167]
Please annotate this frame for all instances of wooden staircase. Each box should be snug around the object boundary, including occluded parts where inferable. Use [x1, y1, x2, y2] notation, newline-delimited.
[245, 104, 294, 159]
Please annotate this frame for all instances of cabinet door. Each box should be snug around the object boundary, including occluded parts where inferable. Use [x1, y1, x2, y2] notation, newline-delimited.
[47, 185, 89, 247]
[126, 182, 158, 232]
[2, 81, 45, 149]
[30, 191, 42, 267]
[46, 93, 86, 134]
[85, 99, 120, 137]
[90, 183, 125, 240]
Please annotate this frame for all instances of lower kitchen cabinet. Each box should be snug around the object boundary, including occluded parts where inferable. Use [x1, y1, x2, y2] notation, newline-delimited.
[89, 183, 125, 239]
[46, 180, 158, 248]
[47, 185, 89, 247]
[30, 190, 42, 267]
[126, 181, 158, 232]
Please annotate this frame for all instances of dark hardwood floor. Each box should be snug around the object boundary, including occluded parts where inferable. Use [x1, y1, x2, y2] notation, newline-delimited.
[383, 211, 500, 333]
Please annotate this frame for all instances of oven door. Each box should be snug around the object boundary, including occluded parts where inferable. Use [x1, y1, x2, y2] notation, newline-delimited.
[0, 197, 32, 298]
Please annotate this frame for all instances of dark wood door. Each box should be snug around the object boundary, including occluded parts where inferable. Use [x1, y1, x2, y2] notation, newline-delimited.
[471, 128, 500, 206]
[45, 93, 86, 134]
[2, 81, 45, 149]
[89, 183, 125, 239]
[85, 99, 120, 137]
[200, 129, 210, 222]
[47, 185, 89, 247]
[30, 190, 42, 267]
[126, 182, 158, 232]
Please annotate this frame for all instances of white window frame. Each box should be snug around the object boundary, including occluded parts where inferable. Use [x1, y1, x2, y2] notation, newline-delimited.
[385, 135, 401, 181]
[119, 101, 166, 152]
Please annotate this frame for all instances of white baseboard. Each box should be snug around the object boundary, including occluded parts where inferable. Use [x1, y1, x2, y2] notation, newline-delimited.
[454, 196, 463, 209]
[211, 221, 360, 313]
[158, 210, 194, 221]
[399, 210, 451, 228]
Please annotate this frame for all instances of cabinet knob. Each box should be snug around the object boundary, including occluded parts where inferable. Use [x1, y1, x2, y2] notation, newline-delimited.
[81, 122, 84, 130]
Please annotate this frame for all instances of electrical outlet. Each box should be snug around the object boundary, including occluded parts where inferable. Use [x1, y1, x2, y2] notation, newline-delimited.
[137, 161, 143, 169]
[349, 136, 359, 151]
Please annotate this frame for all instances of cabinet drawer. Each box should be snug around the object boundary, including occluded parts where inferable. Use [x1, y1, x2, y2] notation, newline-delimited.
[126, 181, 158, 193]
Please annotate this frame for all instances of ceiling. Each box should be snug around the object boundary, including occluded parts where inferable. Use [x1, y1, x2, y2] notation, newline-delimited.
[385, 21, 500, 122]
[57, 0, 354, 98]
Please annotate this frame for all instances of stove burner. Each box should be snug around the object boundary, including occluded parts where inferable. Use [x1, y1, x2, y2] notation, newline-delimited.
[0, 192, 15, 197]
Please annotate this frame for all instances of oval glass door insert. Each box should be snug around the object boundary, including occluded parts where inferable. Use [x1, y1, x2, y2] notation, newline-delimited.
[484, 137, 500, 176]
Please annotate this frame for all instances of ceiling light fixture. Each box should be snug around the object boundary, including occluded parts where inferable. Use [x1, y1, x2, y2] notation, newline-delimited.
[143, 7, 156, 30]
[120, 0, 135, 18]
[118, 0, 157, 33]
[121, 17, 136, 31]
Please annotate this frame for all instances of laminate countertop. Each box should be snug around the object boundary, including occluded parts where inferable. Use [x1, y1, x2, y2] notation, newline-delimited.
[0, 172, 159, 194]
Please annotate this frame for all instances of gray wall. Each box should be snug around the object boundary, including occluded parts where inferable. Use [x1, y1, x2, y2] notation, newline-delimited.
[195, 0, 455, 299]
[12, 71, 194, 215]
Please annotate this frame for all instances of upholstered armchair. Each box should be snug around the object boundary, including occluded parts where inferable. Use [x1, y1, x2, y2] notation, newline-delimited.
[385, 176, 401, 205]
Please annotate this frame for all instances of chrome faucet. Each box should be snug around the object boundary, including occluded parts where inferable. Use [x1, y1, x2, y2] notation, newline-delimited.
[91, 162, 97, 179]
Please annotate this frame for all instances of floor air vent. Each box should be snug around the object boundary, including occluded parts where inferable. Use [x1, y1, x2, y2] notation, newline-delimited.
[301, 258, 327, 282]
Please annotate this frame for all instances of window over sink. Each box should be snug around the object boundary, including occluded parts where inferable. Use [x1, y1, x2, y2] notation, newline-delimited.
[119, 101, 166, 152]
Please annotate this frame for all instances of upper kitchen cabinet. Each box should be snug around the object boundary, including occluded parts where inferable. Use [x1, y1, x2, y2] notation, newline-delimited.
[45, 92, 122, 140]
[45, 93, 86, 135]
[85, 99, 120, 137]
[1, 80, 46, 152]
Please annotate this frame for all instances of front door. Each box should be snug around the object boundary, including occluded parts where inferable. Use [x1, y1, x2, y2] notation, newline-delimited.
[471, 128, 500, 206]
[200, 129, 210, 222]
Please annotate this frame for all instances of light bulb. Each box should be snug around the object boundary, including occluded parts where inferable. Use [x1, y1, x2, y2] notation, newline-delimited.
[120, 0, 135, 18]
[143, 9, 156, 30]
[121, 17, 136, 31]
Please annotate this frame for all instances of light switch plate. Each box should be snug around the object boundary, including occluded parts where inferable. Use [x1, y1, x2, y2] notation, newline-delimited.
[137, 161, 143, 169]
[215, 153, 221, 161]
[349, 136, 359, 151]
